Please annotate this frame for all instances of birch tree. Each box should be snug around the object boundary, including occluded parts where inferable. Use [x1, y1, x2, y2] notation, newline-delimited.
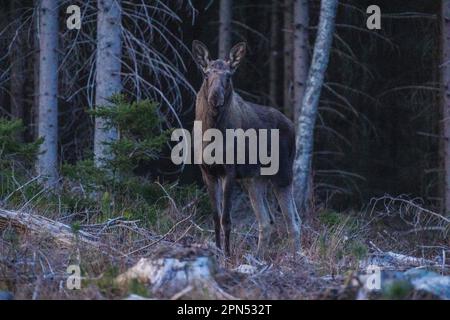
[292, 0, 309, 123]
[219, 0, 232, 59]
[442, 0, 450, 215]
[283, 0, 293, 118]
[94, 0, 122, 167]
[36, 0, 59, 186]
[293, 0, 338, 212]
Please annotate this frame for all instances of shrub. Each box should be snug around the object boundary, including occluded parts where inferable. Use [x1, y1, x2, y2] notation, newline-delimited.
[89, 95, 170, 174]
[0, 118, 42, 203]
[60, 96, 206, 227]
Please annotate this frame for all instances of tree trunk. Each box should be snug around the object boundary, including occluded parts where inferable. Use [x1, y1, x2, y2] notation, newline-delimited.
[442, 0, 450, 215]
[283, 0, 293, 118]
[9, 0, 25, 125]
[94, 0, 122, 167]
[33, 10, 40, 141]
[218, 0, 232, 59]
[293, 0, 338, 212]
[292, 0, 309, 123]
[269, 0, 280, 106]
[36, 0, 59, 186]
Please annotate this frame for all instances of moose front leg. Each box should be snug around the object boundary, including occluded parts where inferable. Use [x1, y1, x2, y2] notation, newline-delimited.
[221, 173, 235, 256]
[201, 168, 222, 250]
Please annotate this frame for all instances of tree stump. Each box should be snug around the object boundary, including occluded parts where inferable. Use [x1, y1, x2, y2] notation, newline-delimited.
[116, 256, 236, 299]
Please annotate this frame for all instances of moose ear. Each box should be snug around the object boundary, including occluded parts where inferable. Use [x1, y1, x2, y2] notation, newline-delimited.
[229, 42, 246, 72]
[192, 40, 210, 72]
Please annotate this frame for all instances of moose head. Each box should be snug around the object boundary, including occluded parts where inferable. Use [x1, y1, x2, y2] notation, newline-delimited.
[192, 40, 246, 108]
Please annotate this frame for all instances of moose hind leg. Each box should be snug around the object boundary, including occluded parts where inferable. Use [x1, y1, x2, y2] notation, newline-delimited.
[247, 179, 272, 258]
[274, 184, 302, 254]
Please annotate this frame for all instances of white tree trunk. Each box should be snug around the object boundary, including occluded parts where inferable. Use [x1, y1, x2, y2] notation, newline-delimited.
[442, 0, 450, 215]
[94, 0, 122, 167]
[292, 0, 309, 124]
[283, 0, 293, 118]
[37, 0, 59, 186]
[219, 0, 232, 59]
[293, 0, 338, 211]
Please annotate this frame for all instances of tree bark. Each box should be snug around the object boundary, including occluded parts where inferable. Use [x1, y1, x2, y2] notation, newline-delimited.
[33, 9, 39, 141]
[292, 0, 309, 123]
[94, 0, 122, 167]
[218, 0, 232, 59]
[269, 0, 280, 106]
[293, 0, 338, 212]
[442, 0, 450, 215]
[9, 0, 26, 125]
[37, 0, 59, 186]
[283, 0, 293, 118]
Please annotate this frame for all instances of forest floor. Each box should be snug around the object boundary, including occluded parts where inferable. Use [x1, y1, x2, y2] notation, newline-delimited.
[1, 193, 449, 300]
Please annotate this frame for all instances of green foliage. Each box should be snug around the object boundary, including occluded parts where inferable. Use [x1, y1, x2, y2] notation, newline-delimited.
[59, 96, 206, 228]
[94, 266, 122, 297]
[128, 279, 150, 298]
[0, 118, 42, 202]
[71, 221, 81, 234]
[62, 159, 109, 192]
[0, 118, 42, 167]
[348, 241, 368, 260]
[383, 280, 414, 300]
[318, 209, 342, 227]
[89, 95, 170, 174]
[1, 98, 206, 239]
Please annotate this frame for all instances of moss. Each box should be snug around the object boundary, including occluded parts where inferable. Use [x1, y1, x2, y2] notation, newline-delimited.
[318, 209, 343, 227]
[71, 221, 81, 234]
[383, 280, 414, 300]
[127, 279, 150, 298]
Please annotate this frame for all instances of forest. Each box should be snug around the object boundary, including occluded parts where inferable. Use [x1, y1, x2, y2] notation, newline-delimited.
[1, 0, 450, 301]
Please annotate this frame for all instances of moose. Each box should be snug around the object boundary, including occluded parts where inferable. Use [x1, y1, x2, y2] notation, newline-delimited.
[192, 40, 301, 257]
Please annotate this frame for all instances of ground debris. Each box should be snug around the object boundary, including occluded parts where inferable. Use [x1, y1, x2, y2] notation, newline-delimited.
[356, 252, 450, 299]
[115, 254, 236, 299]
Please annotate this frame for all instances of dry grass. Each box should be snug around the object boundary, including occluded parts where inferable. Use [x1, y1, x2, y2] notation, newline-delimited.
[1, 191, 449, 300]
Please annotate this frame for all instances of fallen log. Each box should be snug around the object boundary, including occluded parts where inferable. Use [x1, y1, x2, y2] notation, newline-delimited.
[1, 208, 236, 299]
[0, 208, 99, 247]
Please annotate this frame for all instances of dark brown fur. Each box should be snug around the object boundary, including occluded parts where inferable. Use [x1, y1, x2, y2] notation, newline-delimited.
[192, 41, 301, 257]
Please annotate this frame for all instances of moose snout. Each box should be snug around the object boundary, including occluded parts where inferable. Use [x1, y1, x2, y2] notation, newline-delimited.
[208, 90, 224, 107]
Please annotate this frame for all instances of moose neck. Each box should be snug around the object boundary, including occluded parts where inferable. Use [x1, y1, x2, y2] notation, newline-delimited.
[196, 81, 233, 131]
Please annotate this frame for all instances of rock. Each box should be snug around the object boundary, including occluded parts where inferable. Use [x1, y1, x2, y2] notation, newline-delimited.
[404, 269, 450, 300]
[0, 291, 14, 300]
[356, 267, 450, 300]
